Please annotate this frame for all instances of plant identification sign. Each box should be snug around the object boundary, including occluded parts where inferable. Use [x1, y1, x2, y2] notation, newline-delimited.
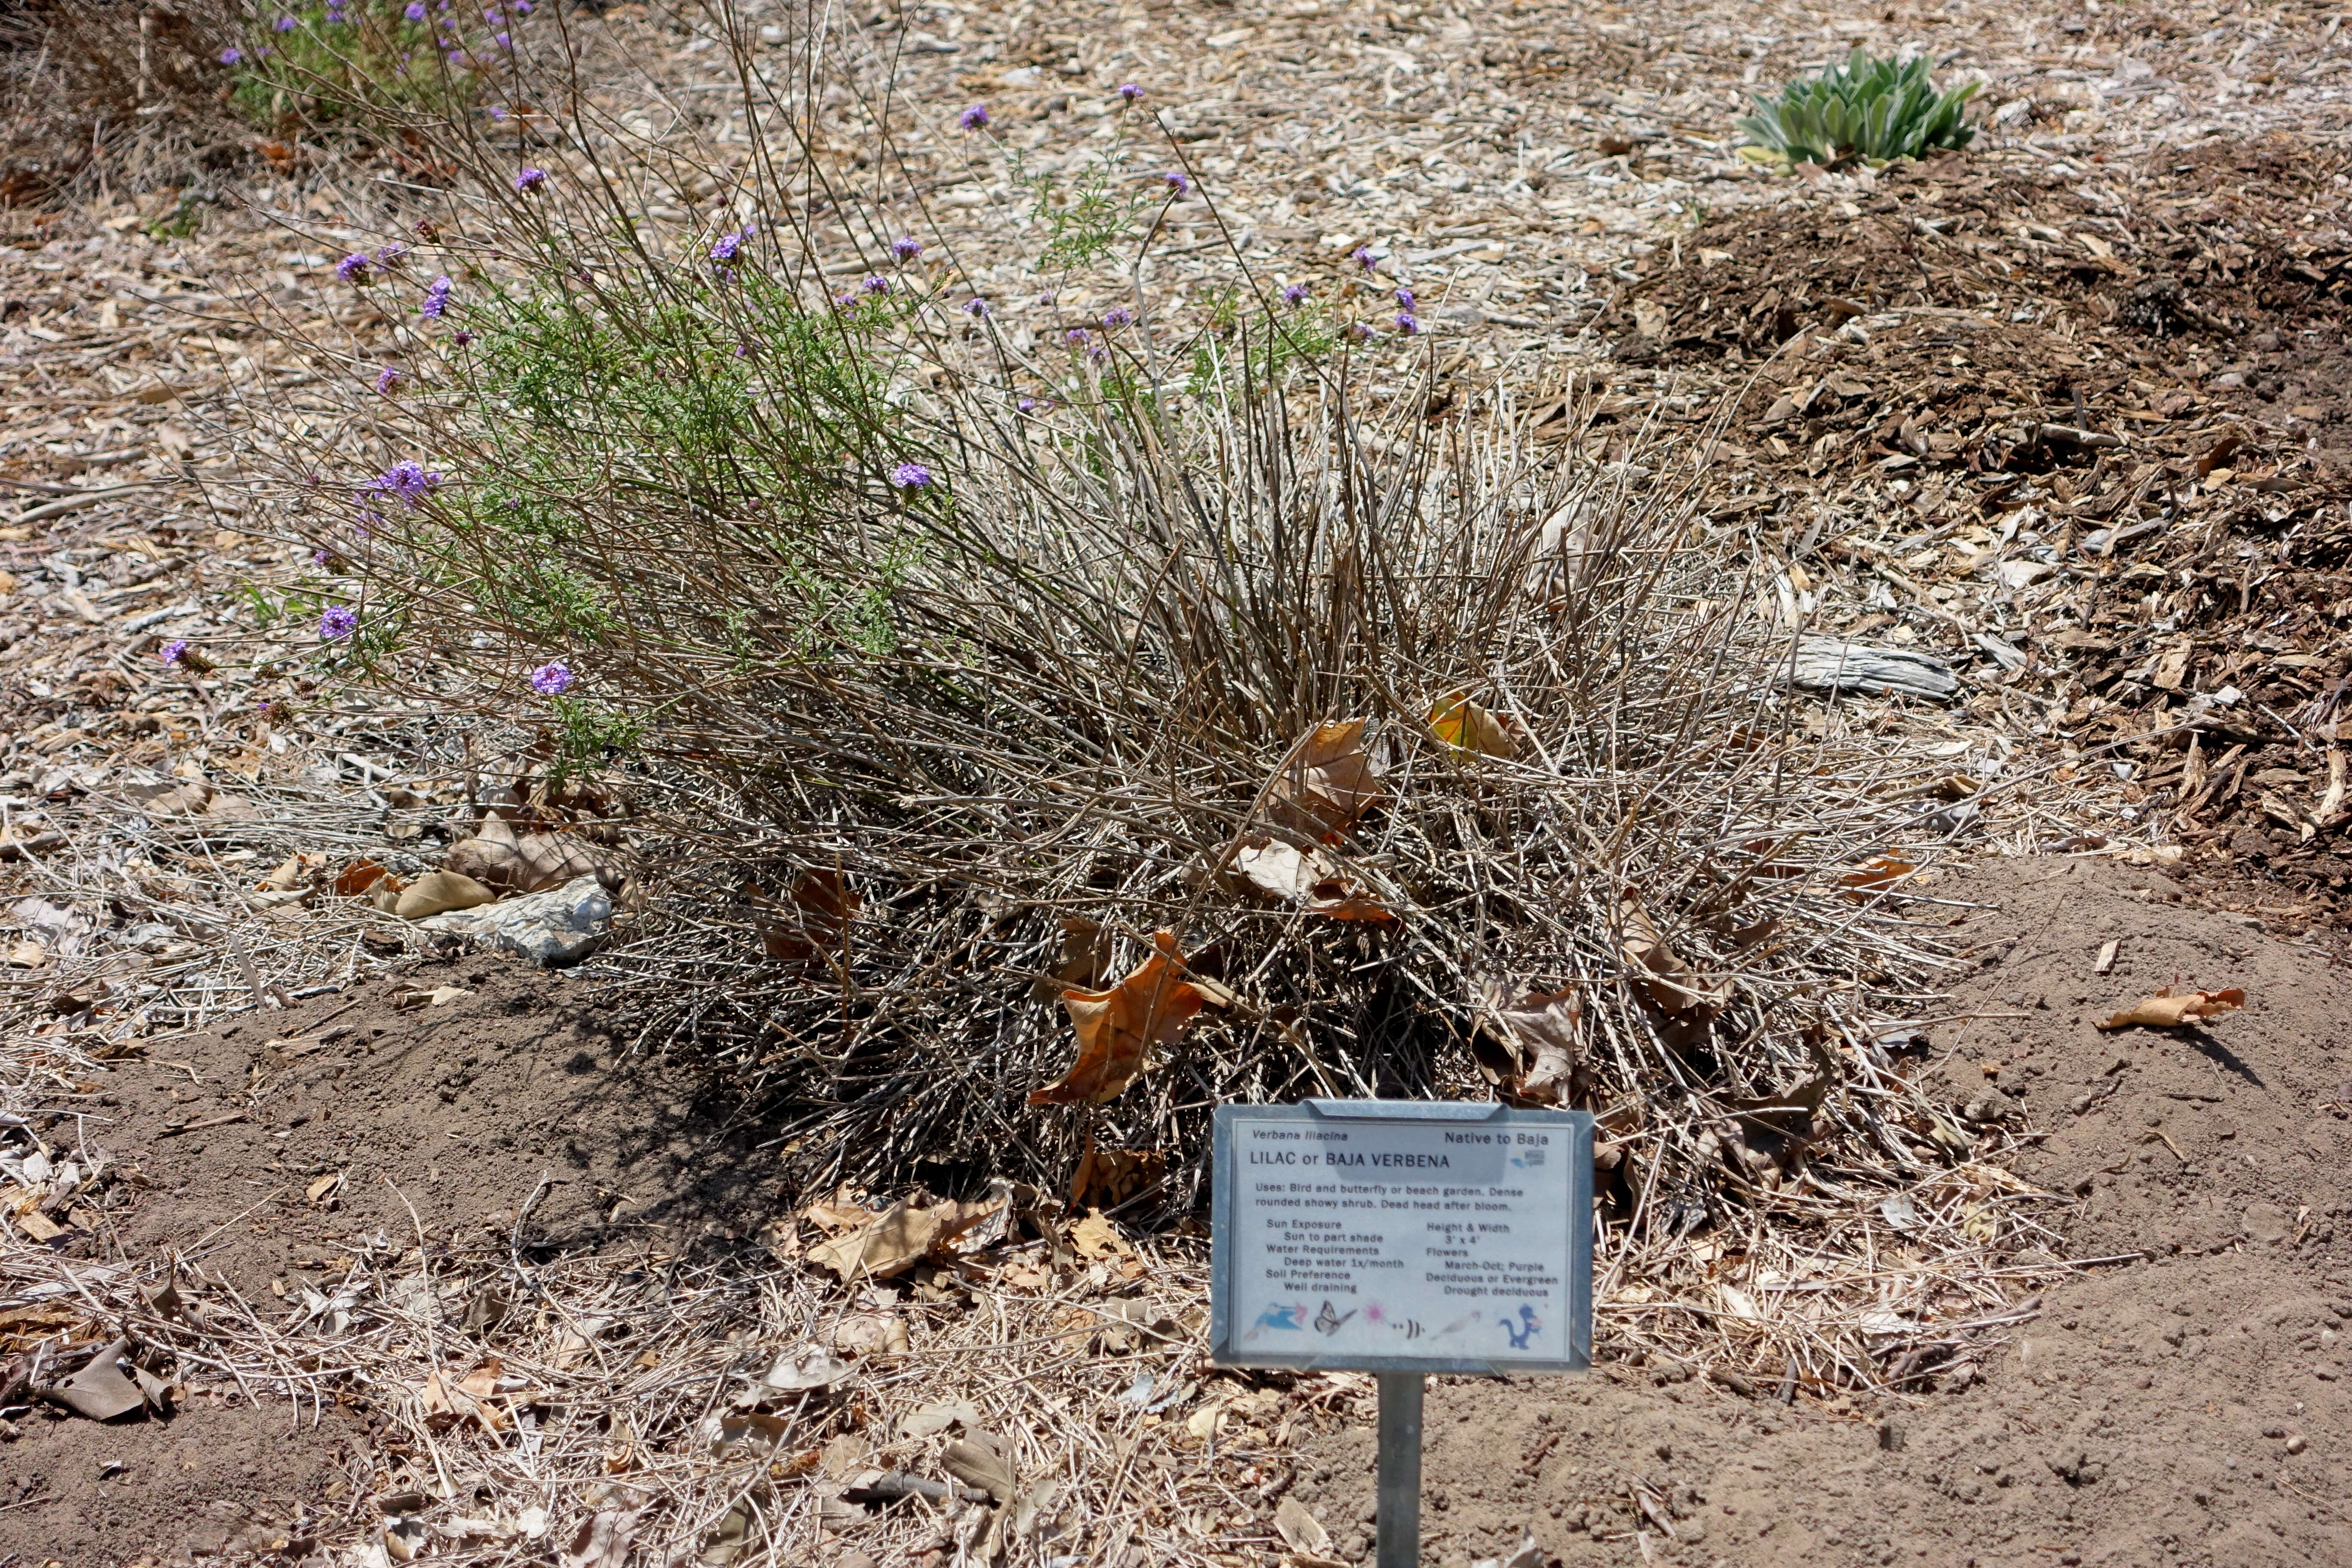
[1210, 1101, 1594, 1375]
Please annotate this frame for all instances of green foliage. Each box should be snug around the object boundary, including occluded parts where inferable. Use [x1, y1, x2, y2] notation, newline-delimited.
[547, 696, 646, 782]
[1737, 48, 1978, 168]
[230, 1, 487, 128]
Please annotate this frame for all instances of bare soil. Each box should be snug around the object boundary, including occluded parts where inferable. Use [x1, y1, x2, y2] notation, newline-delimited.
[6, 855, 2345, 1567]
[1289, 855, 2352, 1568]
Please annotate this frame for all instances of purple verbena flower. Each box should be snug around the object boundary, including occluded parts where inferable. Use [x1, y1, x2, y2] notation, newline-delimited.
[335, 252, 370, 284]
[1163, 171, 1190, 194]
[275, 15, 297, 31]
[376, 366, 401, 395]
[861, 274, 891, 295]
[1395, 312, 1421, 336]
[1118, 82, 1143, 101]
[833, 291, 858, 309]
[530, 659, 573, 695]
[891, 462, 933, 489]
[515, 166, 547, 191]
[494, 30, 509, 46]
[319, 605, 359, 640]
[1395, 288, 1415, 310]
[959, 103, 990, 130]
[963, 297, 989, 318]
[370, 459, 441, 508]
[710, 228, 747, 263]
[1065, 328, 1090, 348]
[1017, 398, 1038, 413]
[1281, 281, 1311, 306]
[312, 547, 332, 566]
[1102, 306, 1133, 328]
[891, 235, 922, 261]
[421, 275, 452, 318]
[376, 242, 407, 269]
[405, 1, 426, 18]
[1352, 246, 1378, 272]
[159, 638, 190, 666]
[452, 329, 475, 346]
[219, 46, 243, 65]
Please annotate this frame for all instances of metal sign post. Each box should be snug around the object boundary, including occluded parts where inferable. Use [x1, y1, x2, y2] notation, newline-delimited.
[1211, 1100, 1595, 1568]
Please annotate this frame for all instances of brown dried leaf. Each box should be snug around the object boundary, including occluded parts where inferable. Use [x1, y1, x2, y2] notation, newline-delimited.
[1427, 691, 1520, 759]
[1031, 916, 1109, 1001]
[446, 816, 615, 894]
[1619, 899, 1728, 1017]
[1069, 1210, 1132, 1261]
[2095, 987, 2246, 1030]
[1486, 986, 1584, 1105]
[257, 851, 325, 892]
[1267, 719, 1385, 842]
[804, 1199, 946, 1281]
[1232, 839, 1396, 922]
[1029, 931, 1204, 1106]
[1069, 1140, 1167, 1211]
[394, 870, 496, 920]
[756, 870, 861, 962]
[333, 859, 397, 898]
[1839, 855, 1916, 896]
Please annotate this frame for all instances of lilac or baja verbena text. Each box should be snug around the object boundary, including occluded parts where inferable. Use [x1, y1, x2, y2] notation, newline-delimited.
[1281, 282, 1311, 306]
[959, 103, 989, 129]
[335, 252, 370, 284]
[376, 366, 401, 395]
[159, 638, 189, 666]
[530, 660, 573, 695]
[319, 606, 359, 640]
[515, 167, 547, 191]
[891, 235, 922, 261]
[421, 275, 452, 318]
[1102, 307, 1133, 328]
[891, 462, 933, 489]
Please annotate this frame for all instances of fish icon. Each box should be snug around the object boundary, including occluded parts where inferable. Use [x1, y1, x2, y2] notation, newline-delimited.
[1498, 1303, 1540, 1350]
[1314, 1300, 1359, 1335]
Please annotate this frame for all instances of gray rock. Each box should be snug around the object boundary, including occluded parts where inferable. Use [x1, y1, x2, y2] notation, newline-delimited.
[419, 876, 611, 967]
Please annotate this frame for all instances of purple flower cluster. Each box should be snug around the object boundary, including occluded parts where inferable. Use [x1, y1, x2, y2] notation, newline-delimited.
[861, 274, 891, 296]
[376, 241, 407, 267]
[376, 366, 401, 395]
[1163, 171, 1190, 195]
[963, 297, 989, 318]
[369, 459, 442, 508]
[1395, 288, 1415, 311]
[530, 660, 574, 695]
[404, 1, 426, 18]
[959, 103, 990, 130]
[1102, 306, 1133, 328]
[158, 638, 190, 666]
[219, 46, 243, 65]
[1281, 282, 1311, 306]
[710, 227, 749, 263]
[1118, 82, 1144, 101]
[891, 235, 923, 261]
[1395, 312, 1421, 336]
[891, 462, 933, 489]
[275, 15, 297, 31]
[515, 167, 547, 192]
[319, 606, 358, 641]
[421, 275, 453, 318]
[1351, 246, 1378, 273]
[335, 252, 370, 284]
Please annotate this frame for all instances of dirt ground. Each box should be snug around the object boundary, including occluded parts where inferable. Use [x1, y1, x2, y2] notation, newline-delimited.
[7, 1, 2352, 1565]
[6, 854, 2346, 1568]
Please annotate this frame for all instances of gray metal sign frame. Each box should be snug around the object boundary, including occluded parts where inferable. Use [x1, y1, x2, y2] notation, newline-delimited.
[1209, 1099, 1595, 1377]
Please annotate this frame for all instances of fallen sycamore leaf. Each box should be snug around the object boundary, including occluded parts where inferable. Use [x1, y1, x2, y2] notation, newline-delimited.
[1069, 1209, 1133, 1262]
[1029, 931, 1207, 1106]
[446, 816, 617, 894]
[1267, 719, 1385, 842]
[1840, 854, 1917, 895]
[1233, 838, 1395, 922]
[333, 858, 398, 898]
[1484, 986, 1583, 1106]
[394, 870, 496, 920]
[1427, 691, 1520, 759]
[2096, 987, 2246, 1030]
[1619, 898, 1729, 1017]
[753, 869, 860, 963]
